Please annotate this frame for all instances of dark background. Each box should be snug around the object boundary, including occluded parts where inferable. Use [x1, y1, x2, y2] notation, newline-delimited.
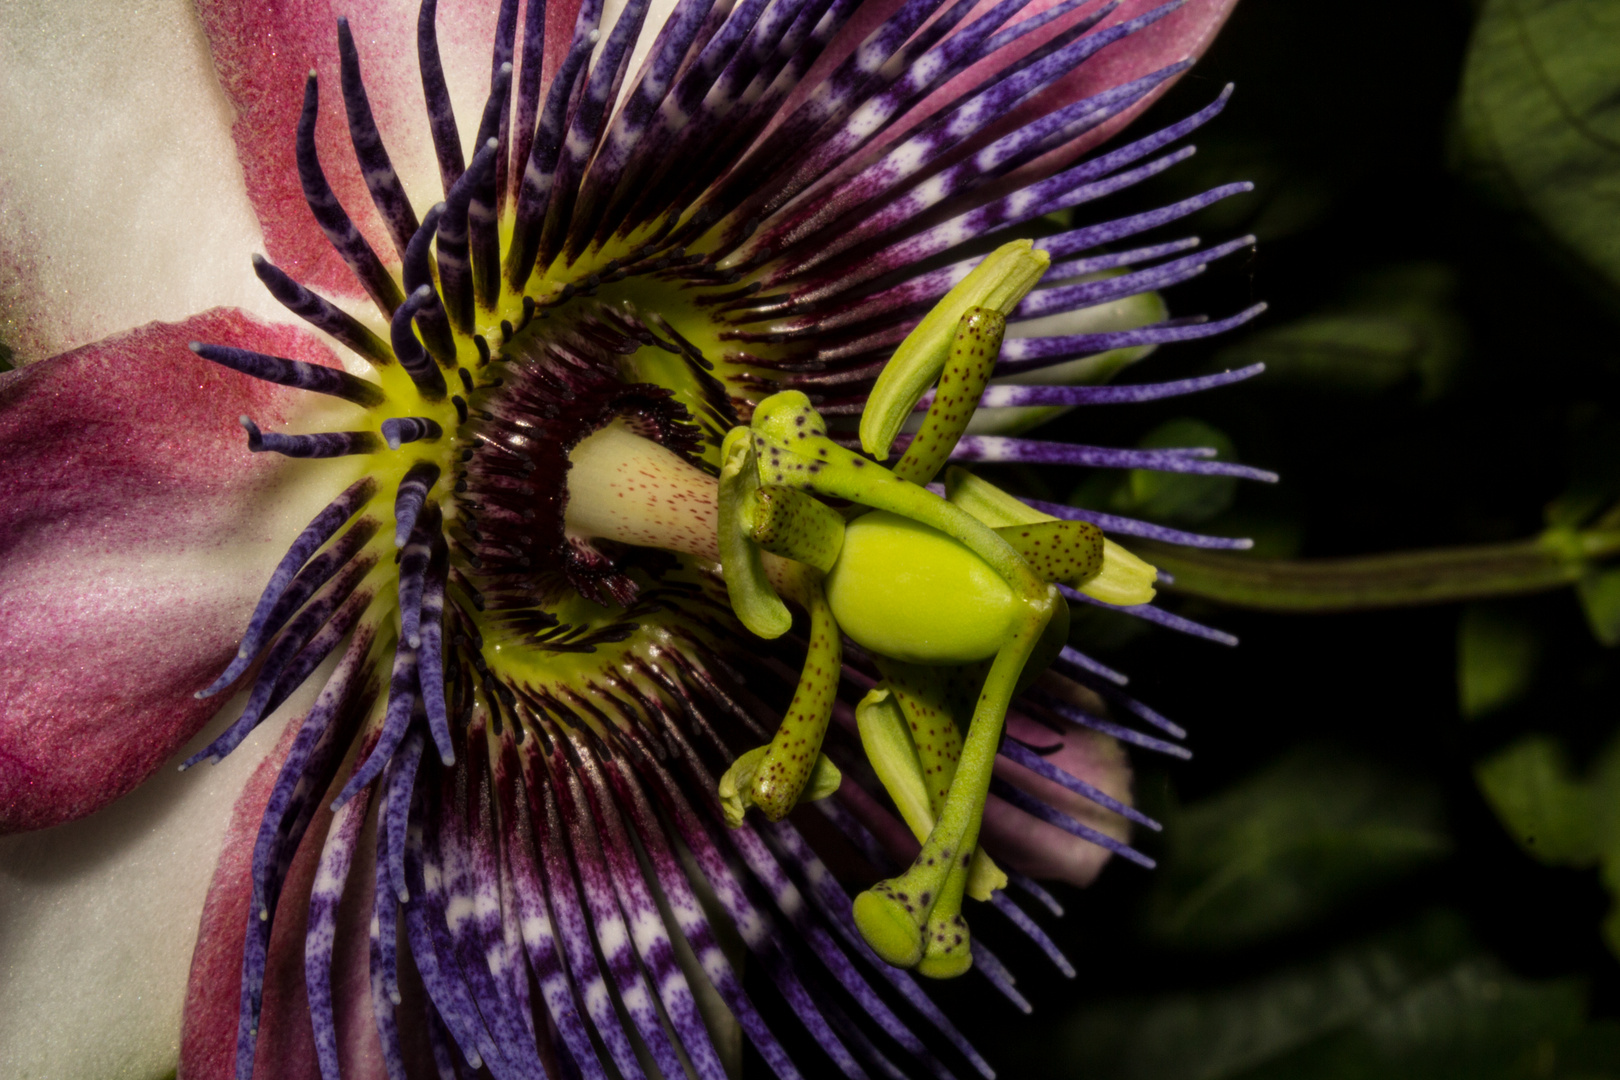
[921, 0, 1620, 1075]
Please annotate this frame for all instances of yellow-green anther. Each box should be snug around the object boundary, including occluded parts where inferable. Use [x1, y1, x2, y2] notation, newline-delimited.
[871, 662, 1006, 903]
[944, 465, 1050, 527]
[947, 465, 1158, 604]
[861, 240, 1049, 461]
[893, 307, 1006, 487]
[743, 485, 845, 573]
[875, 659, 962, 811]
[719, 426, 791, 638]
[853, 585, 1054, 973]
[746, 566, 844, 820]
[1084, 539, 1159, 605]
[992, 520, 1105, 587]
[857, 687, 935, 838]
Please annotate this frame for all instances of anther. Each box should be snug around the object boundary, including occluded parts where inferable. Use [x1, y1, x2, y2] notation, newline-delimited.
[239, 417, 380, 458]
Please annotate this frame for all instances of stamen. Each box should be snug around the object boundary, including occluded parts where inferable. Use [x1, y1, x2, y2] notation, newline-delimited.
[437, 139, 500, 333]
[251, 254, 393, 368]
[390, 285, 450, 400]
[381, 416, 444, 449]
[295, 72, 405, 314]
[401, 205, 459, 364]
[990, 779, 1154, 868]
[471, 69, 512, 308]
[1060, 584, 1240, 646]
[336, 17, 420, 259]
[976, 364, 1266, 408]
[189, 342, 385, 407]
[987, 891, 1075, 978]
[1022, 498, 1256, 551]
[239, 416, 381, 458]
[998, 739, 1161, 830]
[944, 434, 1280, 482]
[416, 0, 465, 193]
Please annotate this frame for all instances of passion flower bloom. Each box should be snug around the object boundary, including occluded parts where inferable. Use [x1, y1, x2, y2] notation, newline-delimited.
[0, 0, 1270, 1075]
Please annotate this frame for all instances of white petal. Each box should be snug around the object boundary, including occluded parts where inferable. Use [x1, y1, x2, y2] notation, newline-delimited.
[0, 678, 322, 1080]
[0, 0, 273, 365]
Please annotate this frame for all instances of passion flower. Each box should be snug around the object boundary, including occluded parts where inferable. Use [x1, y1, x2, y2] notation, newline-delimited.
[0, 0, 1273, 1075]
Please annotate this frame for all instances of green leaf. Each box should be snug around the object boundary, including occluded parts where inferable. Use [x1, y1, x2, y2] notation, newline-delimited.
[1457, 0, 1620, 300]
[1144, 747, 1451, 949]
[1577, 566, 1620, 645]
[1214, 264, 1466, 398]
[1457, 604, 1542, 718]
[1049, 911, 1593, 1080]
[1126, 419, 1241, 524]
[1476, 732, 1620, 956]
[1476, 735, 1620, 865]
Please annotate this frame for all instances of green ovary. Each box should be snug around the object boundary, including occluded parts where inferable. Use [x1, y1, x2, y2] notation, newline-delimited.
[826, 511, 1024, 664]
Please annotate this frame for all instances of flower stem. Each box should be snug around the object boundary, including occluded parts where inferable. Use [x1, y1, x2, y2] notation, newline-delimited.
[1136, 526, 1620, 612]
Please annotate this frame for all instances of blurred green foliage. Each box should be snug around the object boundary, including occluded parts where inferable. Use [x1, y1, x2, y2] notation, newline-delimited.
[1478, 735, 1620, 954]
[1459, 604, 1542, 718]
[1214, 264, 1467, 399]
[963, 0, 1620, 1075]
[1458, 0, 1620, 301]
[1143, 748, 1451, 949]
[1048, 912, 1610, 1080]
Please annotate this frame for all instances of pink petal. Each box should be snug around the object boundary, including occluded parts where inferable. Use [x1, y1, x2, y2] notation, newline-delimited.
[1028, 0, 1242, 166]
[180, 716, 320, 1079]
[981, 712, 1134, 887]
[862, 0, 1241, 172]
[0, 309, 352, 833]
[196, 0, 391, 299]
[196, 0, 588, 288]
[181, 720, 400, 1080]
